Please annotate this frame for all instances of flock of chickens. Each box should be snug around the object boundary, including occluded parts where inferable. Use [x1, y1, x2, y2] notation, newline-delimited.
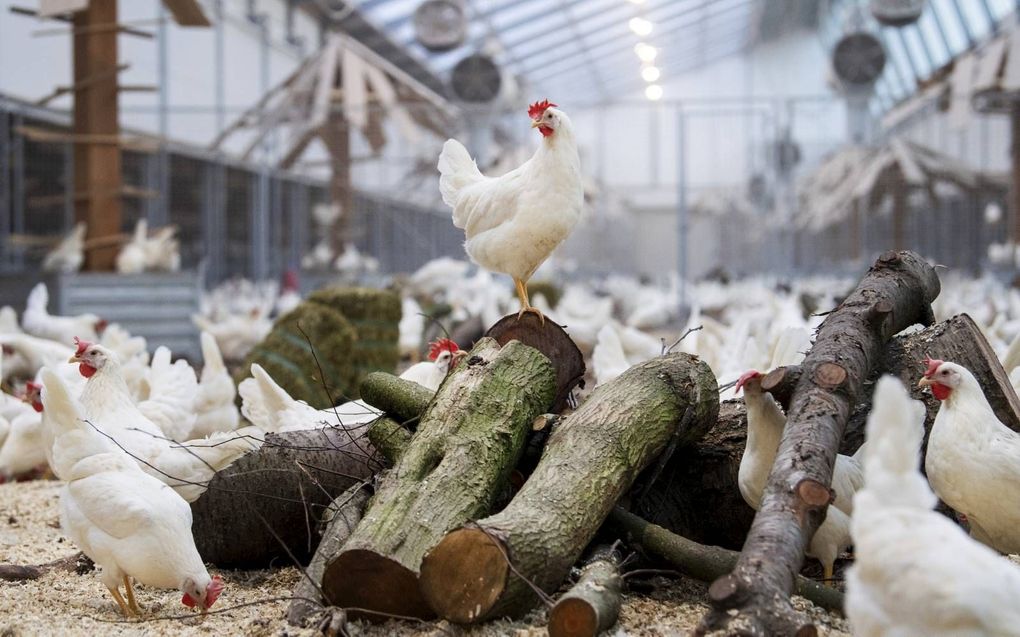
[42, 219, 181, 276]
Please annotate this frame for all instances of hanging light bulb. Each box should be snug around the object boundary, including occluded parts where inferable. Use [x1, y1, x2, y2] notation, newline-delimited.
[634, 42, 658, 62]
[641, 65, 661, 82]
[645, 84, 663, 101]
[629, 17, 653, 36]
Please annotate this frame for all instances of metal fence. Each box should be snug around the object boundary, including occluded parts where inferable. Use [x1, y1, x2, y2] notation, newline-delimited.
[0, 94, 464, 289]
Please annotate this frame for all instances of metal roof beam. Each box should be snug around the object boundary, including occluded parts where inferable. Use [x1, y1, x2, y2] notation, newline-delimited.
[523, 0, 752, 81]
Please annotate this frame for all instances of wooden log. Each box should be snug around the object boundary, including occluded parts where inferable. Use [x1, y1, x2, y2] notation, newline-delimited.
[485, 312, 586, 412]
[287, 482, 372, 627]
[366, 416, 412, 465]
[359, 372, 433, 424]
[608, 509, 843, 613]
[321, 338, 556, 620]
[700, 250, 940, 637]
[548, 545, 624, 637]
[190, 427, 379, 568]
[418, 353, 719, 623]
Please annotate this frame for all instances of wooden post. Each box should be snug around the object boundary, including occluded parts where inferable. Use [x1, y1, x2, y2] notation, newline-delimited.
[321, 115, 353, 254]
[73, 0, 123, 271]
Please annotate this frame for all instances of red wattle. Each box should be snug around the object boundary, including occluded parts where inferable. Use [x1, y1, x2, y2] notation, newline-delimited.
[79, 363, 97, 378]
[181, 593, 196, 608]
[538, 125, 553, 138]
[931, 383, 951, 401]
[31, 401, 42, 413]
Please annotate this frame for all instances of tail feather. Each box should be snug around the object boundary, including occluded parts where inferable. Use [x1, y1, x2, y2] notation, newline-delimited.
[860, 376, 935, 510]
[200, 331, 226, 377]
[1003, 332, 1020, 376]
[438, 139, 484, 216]
[138, 346, 198, 440]
[26, 283, 47, 314]
[238, 364, 292, 432]
[179, 426, 262, 472]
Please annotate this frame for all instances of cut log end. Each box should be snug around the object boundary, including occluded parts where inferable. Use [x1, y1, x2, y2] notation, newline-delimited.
[321, 549, 434, 620]
[419, 527, 509, 624]
[707, 574, 743, 608]
[548, 598, 598, 637]
[812, 362, 847, 389]
[796, 479, 834, 508]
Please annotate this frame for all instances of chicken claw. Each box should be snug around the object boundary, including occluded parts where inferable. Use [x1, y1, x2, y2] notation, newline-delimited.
[108, 585, 135, 617]
[517, 305, 546, 325]
[124, 575, 142, 614]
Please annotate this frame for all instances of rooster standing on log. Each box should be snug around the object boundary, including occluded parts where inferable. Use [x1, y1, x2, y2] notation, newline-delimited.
[437, 100, 583, 323]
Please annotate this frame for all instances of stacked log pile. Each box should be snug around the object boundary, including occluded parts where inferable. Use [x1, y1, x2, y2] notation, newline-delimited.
[191, 250, 1019, 636]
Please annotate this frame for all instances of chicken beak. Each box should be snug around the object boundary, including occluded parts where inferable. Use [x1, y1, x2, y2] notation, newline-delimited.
[917, 377, 933, 388]
[530, 119, 542, 128]
[67, 355, 79, 364]
[451, 351, 468, 368]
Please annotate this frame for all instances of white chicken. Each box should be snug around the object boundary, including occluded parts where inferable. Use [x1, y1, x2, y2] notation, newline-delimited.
[399, 296, 426, 361]
[240, 339, 465, 433]
[192, 309, 272, 364]
[116, 219, 181, 274]
[920, 358, 1020, 554]
[42, 221, 86, 274]
[136, 346, 199, 441]
[438, 99, 583, 322]
[42, 369, 224, 617]
[735, 369, 864, 584]
[23, 283, 106, 345]
[847, 375, 1020, 637]
[0, 332, 74, 382]
[0, 405, 45, 480]
[591, 322, 662, 386]
[275, 270, 302, 317]
[191, 332, 240, 438]
[63, 339, 261, 502]
[0, 306, 20, 334]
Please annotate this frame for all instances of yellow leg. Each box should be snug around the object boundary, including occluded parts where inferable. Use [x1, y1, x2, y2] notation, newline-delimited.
[107, 585, 134, 617]
[123, 575, 141, 614]
[822, 563, 834, 587]
[513, 278, 545, 325]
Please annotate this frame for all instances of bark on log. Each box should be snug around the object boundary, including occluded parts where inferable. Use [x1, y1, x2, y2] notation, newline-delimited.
[321, 337, 557, 620]
[548, 545, 624, 637]
[366, 416, 412, 466]
[359, 372, 434, 424]
[0, 552, 93, 582]
[485, 312, 586, 412]
[608, 508, 843, 613]
[418, 353, 719, 623]
[190, 427, 379, 568]
[287, 482, 372, 627]
[701, 250, 940, 637]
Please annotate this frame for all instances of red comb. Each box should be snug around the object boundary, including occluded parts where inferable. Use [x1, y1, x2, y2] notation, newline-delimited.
[428, 338, 459, 361]
[923, 357, 944, 378]
[25, 381, 41, 393]
[73, 337, 91, 357]
[734, 370, 761, 394]
[528, 99, 557, 119]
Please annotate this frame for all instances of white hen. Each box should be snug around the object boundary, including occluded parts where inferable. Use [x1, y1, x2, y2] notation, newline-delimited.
[44, 369, 225, 617]
[438, 100, 583, 321]
[921, 358, 1020, 554]
[847, 375, 1020, 637]
[735, 369, 864, 583]
[64, 340, 261, 502]
[42, 222, 86, 274]
[191, 332, 240, 438]
[23, 283, 105, 345]
[136, 346, 198, 441]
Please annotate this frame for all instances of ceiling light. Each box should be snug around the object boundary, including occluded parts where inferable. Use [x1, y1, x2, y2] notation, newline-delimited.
[634, 42, 658, 62]
[629, 17, 653, 36]
[641, 65, 661, 82]
[645, 84, 663, 101]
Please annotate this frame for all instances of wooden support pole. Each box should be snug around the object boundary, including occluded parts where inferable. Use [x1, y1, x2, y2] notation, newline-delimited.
[73, 0, 123, 271]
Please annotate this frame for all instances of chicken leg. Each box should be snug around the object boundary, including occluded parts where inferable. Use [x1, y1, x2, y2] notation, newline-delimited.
[107, 584, 134, 617]
[123, 575, 142, 614]
[822, 564, 834, 587]
[514, 278, 545, 325]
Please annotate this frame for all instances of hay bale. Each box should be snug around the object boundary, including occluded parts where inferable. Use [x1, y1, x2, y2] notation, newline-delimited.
[307, 287, 401, 397]
[234, 303, 357, 409]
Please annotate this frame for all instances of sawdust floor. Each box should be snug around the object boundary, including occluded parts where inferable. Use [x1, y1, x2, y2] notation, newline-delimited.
[0, 480, 851, 636]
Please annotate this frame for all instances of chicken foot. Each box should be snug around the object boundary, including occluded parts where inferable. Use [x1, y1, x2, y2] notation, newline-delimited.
[123, 575, 142, 614]
[107, 584, 135, 617]
[514, 278, 545, 325]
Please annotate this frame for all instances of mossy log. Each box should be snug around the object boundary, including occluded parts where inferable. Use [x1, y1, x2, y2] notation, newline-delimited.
[366, 416, 412, 466]
[190, 427, 379, 568]
[701, 250, 940, 637]
[608, 508, 843, 613]
[287, 482, 373, 626]
[548, 545, 624, 637]
[321, 337, 557, 619]
[418, 353, 719, 623]
[359, 371, 434, 424]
